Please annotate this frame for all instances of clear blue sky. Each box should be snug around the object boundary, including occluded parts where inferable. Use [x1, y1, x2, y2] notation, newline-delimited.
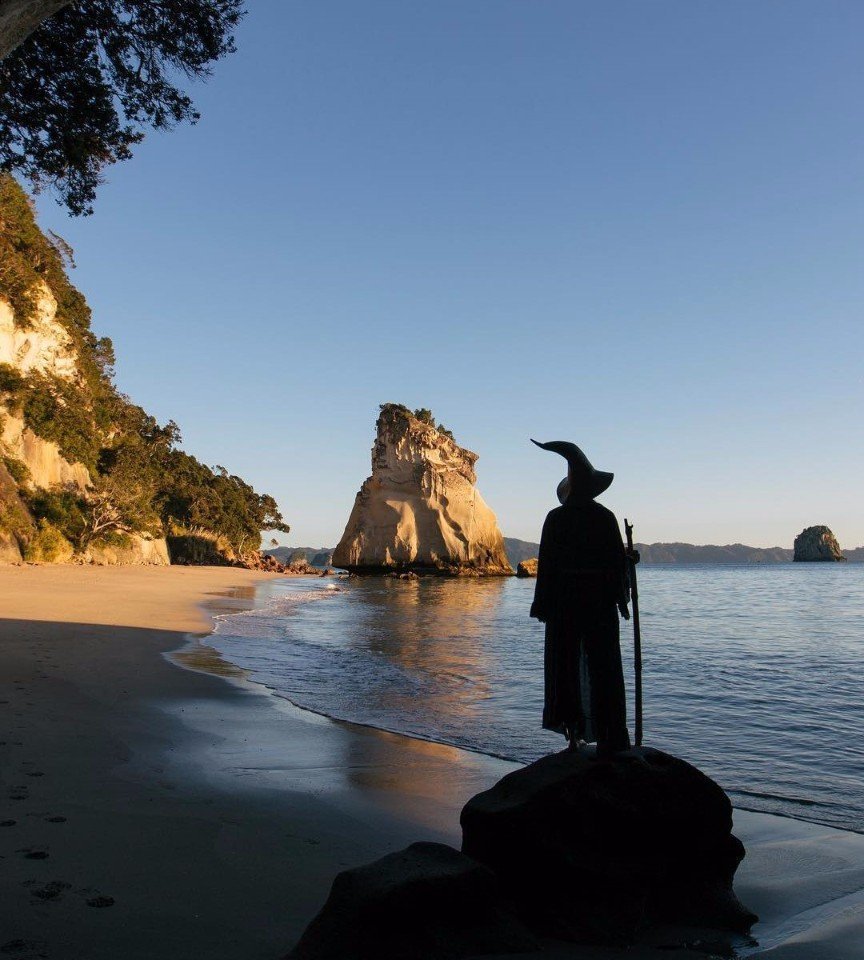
[35, 0, 864, 548]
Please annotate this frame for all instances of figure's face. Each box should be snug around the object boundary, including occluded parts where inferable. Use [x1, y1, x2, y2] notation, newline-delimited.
[556, 474, 571, 505]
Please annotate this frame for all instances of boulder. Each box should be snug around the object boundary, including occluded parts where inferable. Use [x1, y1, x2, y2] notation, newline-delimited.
[515, 558, 538, 578]
[793, 525, 845, 562]
[287, 841, 538, 960]
[460, 747, 757, 942]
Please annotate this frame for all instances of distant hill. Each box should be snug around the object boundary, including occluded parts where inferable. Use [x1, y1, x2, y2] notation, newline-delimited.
[503, 537, 541, 567]
[264, 546, 333, 567]
[504, 538, 796, 565]
[636, 542, 793, 564]
[844, 547, 864, 562]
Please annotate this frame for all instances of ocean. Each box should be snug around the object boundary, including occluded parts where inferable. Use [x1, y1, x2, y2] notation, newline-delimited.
[205, 565, 864, 832]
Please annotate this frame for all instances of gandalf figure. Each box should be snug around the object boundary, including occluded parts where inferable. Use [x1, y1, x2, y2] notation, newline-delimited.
[530, 440, 634, 758]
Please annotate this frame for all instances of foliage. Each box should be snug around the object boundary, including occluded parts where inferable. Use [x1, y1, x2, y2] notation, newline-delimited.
[378, 404, 456, 441]
[0, 175, 288, 557]
[0, 460, 33, 545]
[27, 488, 88, 546]
[0, 0, 244, 215]
[2, 455, 30, 486]
[0, 362, 24, 393]
[23, 519, 74, 562]
[156, 452, 289, 555]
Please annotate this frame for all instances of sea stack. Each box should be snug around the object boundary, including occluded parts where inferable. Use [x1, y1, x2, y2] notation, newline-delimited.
[793, 526, 845, 562]
[332, 404, 513, 575]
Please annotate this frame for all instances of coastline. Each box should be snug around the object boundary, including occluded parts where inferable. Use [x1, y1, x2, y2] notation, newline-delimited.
[0, 566, 861, 959]
[0, 566, 516, 960]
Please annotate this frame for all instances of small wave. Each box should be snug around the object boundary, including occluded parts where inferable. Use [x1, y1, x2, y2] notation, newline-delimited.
[729, 788, 827, 808]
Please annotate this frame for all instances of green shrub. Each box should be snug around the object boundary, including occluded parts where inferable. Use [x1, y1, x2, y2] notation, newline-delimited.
[23, 520, 74, 563]
[27, 488, 87, 547]
[0, 363, 24, 395]
[2, 456, 30, 486]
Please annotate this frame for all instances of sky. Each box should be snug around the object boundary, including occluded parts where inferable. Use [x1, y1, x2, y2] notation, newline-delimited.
[34, 0, 864, 549]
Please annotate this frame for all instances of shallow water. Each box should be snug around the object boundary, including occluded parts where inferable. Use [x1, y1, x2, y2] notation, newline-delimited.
[207, 565, 864, 832]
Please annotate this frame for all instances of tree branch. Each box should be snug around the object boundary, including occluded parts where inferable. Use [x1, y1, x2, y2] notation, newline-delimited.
[0, 0, 70, 60]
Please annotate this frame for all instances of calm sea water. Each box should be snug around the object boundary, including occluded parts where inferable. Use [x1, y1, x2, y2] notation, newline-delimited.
[206, 565, 864, 832]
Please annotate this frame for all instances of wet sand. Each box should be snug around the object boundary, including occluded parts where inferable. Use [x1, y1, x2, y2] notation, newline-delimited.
[0, 565, 861, 959]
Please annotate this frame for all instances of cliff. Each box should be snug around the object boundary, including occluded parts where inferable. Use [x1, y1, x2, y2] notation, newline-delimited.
[793, 526, 845, 562]
[333, 405, 512, 575]
[0, 175, 288, 564]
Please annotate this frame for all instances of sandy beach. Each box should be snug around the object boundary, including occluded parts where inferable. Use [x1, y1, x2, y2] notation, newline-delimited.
[0, 566, 862, 960]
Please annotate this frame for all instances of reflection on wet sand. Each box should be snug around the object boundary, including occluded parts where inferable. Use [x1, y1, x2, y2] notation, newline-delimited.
[173, 641, 247, 678]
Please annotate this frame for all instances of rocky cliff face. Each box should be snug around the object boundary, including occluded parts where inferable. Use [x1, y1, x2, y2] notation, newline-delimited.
[333, 405, 512, 575]
[793, 526, 845, 562]
[0, 286, 170, 565]
[0, 176, 287, 566]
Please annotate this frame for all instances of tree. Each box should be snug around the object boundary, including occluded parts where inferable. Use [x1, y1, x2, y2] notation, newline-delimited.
[0, 0, 244, 215]
[0, 1, 70, 60]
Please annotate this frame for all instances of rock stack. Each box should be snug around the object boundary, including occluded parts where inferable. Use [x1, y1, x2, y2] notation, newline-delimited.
[793, 526, 845, 562]
[332, 405, 512, 576]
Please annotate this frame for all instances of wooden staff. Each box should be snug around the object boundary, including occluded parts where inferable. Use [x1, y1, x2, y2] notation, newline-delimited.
[624, 519, 643, 747]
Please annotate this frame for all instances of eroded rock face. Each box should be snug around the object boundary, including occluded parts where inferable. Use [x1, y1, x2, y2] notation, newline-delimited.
[515, 558, 538, 578]
[287, 841, 537, 960]
[333, 406, 512, 575]
[460, 747, 757, 941]
[793, 525, 845, 562]
[85, 534, 170, 566]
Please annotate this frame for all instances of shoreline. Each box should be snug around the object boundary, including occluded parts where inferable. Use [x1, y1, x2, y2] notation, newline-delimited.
[0, 565, 862, 959]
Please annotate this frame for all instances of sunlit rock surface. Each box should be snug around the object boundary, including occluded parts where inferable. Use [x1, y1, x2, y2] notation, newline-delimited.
[793, 525, 845, 562]
[333, 405, 512, 576]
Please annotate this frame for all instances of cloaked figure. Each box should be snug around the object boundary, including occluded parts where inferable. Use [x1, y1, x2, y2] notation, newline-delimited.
[530, 440, 633, 758]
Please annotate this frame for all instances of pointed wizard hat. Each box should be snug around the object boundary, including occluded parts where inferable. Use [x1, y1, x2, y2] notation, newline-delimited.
[530, 439, 614, 502]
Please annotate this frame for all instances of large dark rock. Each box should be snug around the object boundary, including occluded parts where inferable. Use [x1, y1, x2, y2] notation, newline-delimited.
[793, 525, 845, 562]
[287, 841, 538, 960]
[461, 747, 757, 942]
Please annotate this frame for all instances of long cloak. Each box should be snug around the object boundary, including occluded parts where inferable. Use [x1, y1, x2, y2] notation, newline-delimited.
[530, 496, 631, 755]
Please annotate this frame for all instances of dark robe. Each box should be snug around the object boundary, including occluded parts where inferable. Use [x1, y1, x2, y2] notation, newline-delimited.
[530, 496, 631, 756]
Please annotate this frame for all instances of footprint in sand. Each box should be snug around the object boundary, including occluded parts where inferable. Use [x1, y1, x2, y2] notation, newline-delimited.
[44, 817, 66, 824]
[17, 849, 48, 860]
[85, 895, 115, 908]
[9, 788, 29, 801]
[0, 939, 49, 959]
[24, 772, 44, 778]
[1, 820, 16, 827]
[28, 881, 71, 901]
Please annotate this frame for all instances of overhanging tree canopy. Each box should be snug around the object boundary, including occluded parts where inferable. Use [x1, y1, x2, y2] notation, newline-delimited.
[0, 0, 244, 215]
